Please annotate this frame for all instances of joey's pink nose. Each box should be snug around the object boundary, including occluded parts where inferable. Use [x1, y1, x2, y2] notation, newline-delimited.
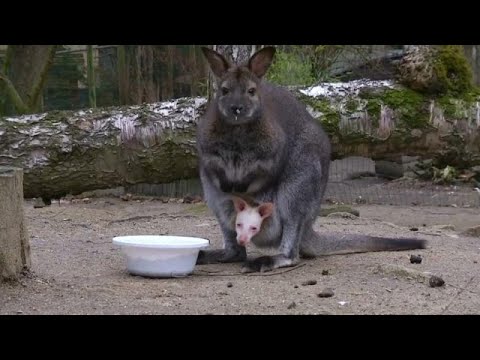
[237, 237, 249, 247]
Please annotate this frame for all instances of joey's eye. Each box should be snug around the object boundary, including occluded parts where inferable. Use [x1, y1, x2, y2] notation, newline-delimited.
[248, 88, 256, 96]
[221, 87, 229, 95]
[237, 223, 242, 228]
[250, 226, 257, 232]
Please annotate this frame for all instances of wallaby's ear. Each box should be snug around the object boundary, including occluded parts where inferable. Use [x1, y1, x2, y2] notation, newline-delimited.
[258, 202, 274, 219]
[231, 196, 247, 213]
[248, 46, 276, 78]
[201, 47, 230, 78]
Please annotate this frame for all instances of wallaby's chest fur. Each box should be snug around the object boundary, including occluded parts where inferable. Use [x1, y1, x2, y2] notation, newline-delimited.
[198, 98, 287, 194]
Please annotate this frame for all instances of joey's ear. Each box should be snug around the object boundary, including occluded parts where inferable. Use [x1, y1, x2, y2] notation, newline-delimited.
[248, 46, 276, 78]
[201, 47, 230, 78]
[258, 202, 274, 219]
[231, 196, 247, 213]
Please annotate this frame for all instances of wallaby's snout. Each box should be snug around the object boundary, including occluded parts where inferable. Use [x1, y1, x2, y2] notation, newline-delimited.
[230, 104, 244, 115]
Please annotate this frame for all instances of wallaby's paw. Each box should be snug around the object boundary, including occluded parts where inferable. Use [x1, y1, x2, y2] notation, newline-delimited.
[242, 255, 297, 273]
[196, 249, 246, 265]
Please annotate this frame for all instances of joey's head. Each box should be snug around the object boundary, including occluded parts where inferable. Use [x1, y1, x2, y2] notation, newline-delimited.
[201, 46, 276, 126]
[231, 196, 274, 247]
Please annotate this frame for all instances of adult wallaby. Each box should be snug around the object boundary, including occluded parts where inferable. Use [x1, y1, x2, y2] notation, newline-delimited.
[196, 46, 427, 273]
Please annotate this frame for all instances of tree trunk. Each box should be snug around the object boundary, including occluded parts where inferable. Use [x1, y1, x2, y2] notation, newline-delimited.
[0, 45, 57, 115]
[0, 167, 31, 281]
[206, 45, 255, 99]
[1, 82, 479, 200]
[117, 45, 129, 105]
[166, 45, 174, 99]
[87, 45, 97, 108]
[189, 45, 197, 97]
[215, 45, 255, 64]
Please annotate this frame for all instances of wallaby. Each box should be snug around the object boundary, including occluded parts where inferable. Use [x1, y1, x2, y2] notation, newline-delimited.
[231, 195, 274, 248]
[196, 46, 427, 273]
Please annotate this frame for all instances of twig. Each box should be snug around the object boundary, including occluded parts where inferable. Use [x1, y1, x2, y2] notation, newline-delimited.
[108, 215, 154, 225]
[441, 276, 476, 314]
[193, 263, 306, 277]
[46, 207, 69, 219]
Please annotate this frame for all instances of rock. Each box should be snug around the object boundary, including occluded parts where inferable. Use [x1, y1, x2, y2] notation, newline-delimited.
[287, 302, 296, 309]
[33, 198, 46, 208]
[375, 160, 404, 179]
[430, 224, 456, 232]
[375, 264, 434, 283]
[410, 255, 423, 264]
[318, 288, 335, 298]
[429, 276, 445, 288]
[460, 225, 480, 238]
[327, 212, 358, 220]
[301, 280, 317, 286]
[320, 205, 359, 217]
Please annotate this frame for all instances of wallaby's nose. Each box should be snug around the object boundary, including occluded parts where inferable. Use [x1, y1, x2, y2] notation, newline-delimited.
[230, 105, 243, 115]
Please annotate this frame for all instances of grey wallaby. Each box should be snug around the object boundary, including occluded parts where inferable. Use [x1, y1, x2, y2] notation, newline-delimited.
[196, 46, 427, 273]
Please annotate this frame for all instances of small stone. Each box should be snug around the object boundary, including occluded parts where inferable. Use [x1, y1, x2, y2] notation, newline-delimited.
[410, 227, 419, 231]
[318, 288, 335, 298]
[301, 280, 317, 286]
[461, 225, 480, 238]
[226, 282, 233, 288]
[429, 276, 445, 288]
[322, 270, 329, 276]
[287, 302, 296, 309]
[410, 255, 423, 264]
[120, 193, 132, 201]
[33, 198, 46, 208]
[294, 285, 298, 289]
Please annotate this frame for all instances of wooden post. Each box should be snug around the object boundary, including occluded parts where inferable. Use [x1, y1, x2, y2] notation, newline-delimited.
[0, 167, 31, 281]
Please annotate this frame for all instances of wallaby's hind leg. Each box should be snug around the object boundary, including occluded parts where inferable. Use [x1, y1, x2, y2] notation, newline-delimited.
[241, 218, 310, 272]
[196, 168, 247, 264]
[241, 149, 326, 273]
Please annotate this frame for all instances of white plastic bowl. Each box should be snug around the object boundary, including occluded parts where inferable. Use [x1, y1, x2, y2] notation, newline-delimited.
[112, 235, 210, 278]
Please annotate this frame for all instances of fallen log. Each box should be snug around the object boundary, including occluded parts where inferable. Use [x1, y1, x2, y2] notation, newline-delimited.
[1, 82, 479, 200]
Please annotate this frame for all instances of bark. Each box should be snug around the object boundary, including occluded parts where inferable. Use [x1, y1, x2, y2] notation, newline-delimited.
[87, 45, 97, 108]
[207, 45, 255, 99]
[117, 45, 129, 105]
[1, 45, 57, 115]
[1, 81, 479, 200]
[0, 167, 31, 281]
[0, 98, 207, 199]
[189, 45, 197, 97]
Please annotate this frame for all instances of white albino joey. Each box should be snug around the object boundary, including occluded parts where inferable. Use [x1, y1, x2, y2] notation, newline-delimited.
[231, 196, 274, 247]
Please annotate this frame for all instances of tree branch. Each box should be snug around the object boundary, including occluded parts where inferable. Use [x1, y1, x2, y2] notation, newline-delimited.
[0, 72, 29, 114]
[27, 45, 57, 111]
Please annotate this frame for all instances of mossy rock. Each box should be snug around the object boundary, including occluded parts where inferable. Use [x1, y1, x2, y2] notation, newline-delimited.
[320, 205, 359, 217]
[398, 45, 475, 97]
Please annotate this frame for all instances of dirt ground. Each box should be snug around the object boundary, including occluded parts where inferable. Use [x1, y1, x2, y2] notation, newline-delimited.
[1, 197, 479, 315]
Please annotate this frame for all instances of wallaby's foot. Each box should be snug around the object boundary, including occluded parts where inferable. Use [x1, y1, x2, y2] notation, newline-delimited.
[196, 249, 247, 265]
[241, 254, 298, 273]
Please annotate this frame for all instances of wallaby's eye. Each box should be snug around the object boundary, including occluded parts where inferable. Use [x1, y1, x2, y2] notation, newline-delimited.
[221, 87, 230, 95]
[248, 88, 256, 96]
[237, 223, 242, 228]
[250, 226, 257, 232]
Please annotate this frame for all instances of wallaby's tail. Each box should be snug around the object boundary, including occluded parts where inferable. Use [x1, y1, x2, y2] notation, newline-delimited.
[300, 228, 427, 258]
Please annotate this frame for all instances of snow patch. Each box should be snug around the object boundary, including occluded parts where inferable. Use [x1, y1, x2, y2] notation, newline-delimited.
[4, 113, 47, 124]
[300, 79, 395, 98]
